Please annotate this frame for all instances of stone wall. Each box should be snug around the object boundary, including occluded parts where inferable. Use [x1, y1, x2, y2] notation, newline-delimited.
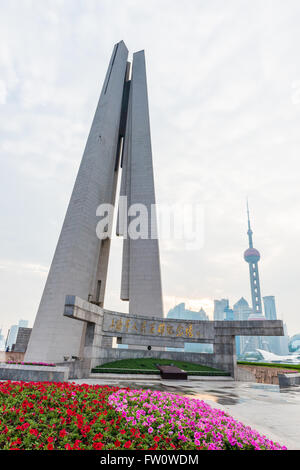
[237, 364, 299, 385]
[0, 351, 25, 363]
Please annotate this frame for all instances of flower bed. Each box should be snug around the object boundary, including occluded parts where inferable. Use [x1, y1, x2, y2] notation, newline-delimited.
[0, 381, 286, 450]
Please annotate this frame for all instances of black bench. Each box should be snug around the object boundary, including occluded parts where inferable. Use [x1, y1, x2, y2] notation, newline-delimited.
[156, 365, 188, 380]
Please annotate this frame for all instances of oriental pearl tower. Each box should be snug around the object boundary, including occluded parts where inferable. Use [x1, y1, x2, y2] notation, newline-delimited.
[244, 201, 265, 320]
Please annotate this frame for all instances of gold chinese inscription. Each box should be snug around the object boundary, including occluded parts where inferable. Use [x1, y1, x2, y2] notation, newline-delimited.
[124, 319, 130, 332]
[176, 325, 184, 337]
[166, 325, 174, 335]
[185, 324, 193, 338]
[108, 317, 198, 339]
[157, 324, 165, 335]
[115, 319, 123, 332]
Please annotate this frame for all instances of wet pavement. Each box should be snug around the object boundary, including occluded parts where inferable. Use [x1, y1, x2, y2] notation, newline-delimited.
[73, 377, 300, 450]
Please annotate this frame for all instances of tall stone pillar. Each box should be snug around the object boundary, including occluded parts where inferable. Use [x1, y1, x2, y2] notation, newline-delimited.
[119, 51, 163, 318]
[25, 42, 129, 363]
[26, 42, 164, 363]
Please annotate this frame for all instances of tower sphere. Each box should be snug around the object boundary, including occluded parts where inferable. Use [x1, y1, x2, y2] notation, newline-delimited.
[244, 247, 260, 263]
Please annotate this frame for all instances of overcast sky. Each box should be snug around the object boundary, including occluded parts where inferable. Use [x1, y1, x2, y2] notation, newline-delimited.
[1, 0, 300, 338]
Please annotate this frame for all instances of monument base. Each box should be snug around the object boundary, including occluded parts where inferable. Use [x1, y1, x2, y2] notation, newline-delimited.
[63, 295, 284, 380]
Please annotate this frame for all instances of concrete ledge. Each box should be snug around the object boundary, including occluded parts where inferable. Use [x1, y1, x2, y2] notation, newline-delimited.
[89, 373, 233, 381]
[0, 364, 69, 382]
[278, 373, 300, 388]
[89, 373, 160, 380]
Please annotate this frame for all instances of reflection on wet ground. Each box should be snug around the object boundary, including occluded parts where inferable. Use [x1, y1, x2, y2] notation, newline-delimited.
[185, 389, 242, 405]
[110, 379, 300, 407]
[110, 381, 250, 405]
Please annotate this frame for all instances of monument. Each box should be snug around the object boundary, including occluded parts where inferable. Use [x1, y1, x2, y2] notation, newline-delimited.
[24, 41, 284, 380]
[25, 41, 163, 363]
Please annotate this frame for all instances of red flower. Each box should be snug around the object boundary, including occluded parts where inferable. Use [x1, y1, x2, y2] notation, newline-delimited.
[80, 425, 91, 436]
[47, 443, 54, 450]
[93, 432, 104, 441]
[59, 429, 67, 438]
[47, 436, 54, 443]
[114, 440, 121, 448]
[93, 442, 104, 450]
[124, 441, 132, 449]
[153, 436, 160, 442]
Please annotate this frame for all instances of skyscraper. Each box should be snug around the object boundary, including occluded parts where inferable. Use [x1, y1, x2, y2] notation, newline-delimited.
[5, 320, 28, 351]
[166, 304, 212, 353]
[213, 299, 229, 321]
[233, 297, 252, 356]
[233, 297, 252, 321]
[263, 296, 277, 320]
[167, 303, 209, 321]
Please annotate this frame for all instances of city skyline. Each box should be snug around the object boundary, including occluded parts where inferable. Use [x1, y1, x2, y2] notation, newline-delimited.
[1, 1, 300, 337]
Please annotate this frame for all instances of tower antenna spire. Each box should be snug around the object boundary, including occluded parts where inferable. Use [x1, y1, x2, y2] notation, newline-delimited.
[247, 197, 251, 231]
[246, 198, 253, 248]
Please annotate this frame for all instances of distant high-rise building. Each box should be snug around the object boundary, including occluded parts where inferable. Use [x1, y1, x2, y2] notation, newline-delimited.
[5, 320, 29, 351]
[167, 303, 209, 321]
[5, 325, 18, 351]
[224, 306, 234, 321]
[233, 297, 252, 356]
[167, 303, 212, 353]
[233, 297, 252, 321]
[213, 299, 229, 321]
[263, 296, 277, 320]
[262, 296, 280, 353]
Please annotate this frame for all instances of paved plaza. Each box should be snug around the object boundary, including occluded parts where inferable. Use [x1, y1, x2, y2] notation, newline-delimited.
[72, 377, 300, 450]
